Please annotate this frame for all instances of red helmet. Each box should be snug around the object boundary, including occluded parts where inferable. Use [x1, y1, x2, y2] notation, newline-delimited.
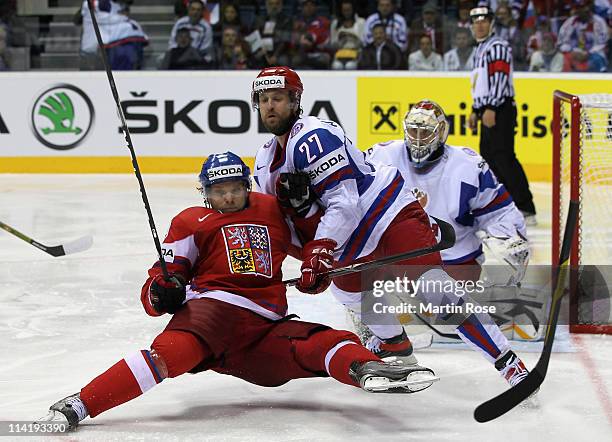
[251, 66, 304, 110]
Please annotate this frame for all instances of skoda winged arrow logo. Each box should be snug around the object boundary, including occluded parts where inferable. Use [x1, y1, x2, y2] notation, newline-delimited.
[31, 84, 94, 150]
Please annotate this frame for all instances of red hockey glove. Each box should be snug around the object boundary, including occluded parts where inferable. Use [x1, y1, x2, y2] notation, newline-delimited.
[276, 172, 316, 218]
[297, 239, 337, 294]
[149, 273, 186, 314]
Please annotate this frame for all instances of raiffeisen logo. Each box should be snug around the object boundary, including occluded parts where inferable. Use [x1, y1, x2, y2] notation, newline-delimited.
[31, 84, 94, 150]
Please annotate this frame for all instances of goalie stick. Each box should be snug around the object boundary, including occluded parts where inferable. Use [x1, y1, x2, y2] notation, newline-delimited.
[87, 1, 169, 279]
[0, 220, 93, 257]
[284, 217, 455, 286]
[473, 200, 579, 423]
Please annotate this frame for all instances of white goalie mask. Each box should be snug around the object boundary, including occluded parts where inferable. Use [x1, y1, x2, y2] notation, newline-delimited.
[403, 100, 449, 168]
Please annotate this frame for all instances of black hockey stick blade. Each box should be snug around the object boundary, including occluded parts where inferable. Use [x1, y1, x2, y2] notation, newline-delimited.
[414, 313, 462, 340]
[284, 217, 455, 286]
[473, 200, 579, 423]
[1, 221, 93, 257]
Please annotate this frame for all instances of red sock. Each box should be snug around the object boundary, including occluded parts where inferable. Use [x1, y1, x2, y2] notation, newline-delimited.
[81, 350, 163, 418]
[326, 341, 380, 387]
[81, 331, 208, 418]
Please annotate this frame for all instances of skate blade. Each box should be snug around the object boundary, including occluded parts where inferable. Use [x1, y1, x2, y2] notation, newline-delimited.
[363, 371, 440, 393]
[36, 410, 69, 425]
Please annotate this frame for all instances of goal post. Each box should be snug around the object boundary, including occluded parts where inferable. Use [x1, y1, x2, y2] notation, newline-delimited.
[552, 91, 612, 334]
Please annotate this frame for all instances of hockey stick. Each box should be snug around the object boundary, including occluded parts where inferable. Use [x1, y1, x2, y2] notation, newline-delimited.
[473, 200, 579, 423]
[284, 218, 455, 286]
[87, 1, 169, 278]
[0, 220, 93, 257]
[413, 312, 462, 340]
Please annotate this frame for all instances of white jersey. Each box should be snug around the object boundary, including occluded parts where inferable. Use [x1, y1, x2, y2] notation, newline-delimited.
[254, 116, 417, 264]
[367, 140, 526, 263]
[80, 0, 128, 53]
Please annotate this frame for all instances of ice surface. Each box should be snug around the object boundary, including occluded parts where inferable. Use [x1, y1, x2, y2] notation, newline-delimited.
[0, 176, 610, 441]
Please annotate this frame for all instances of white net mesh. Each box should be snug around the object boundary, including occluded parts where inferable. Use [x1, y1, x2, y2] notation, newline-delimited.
[557, 93, 612, 330]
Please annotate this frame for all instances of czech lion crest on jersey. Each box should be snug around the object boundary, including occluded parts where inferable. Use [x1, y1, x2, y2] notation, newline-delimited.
[222, 224, 272, 278]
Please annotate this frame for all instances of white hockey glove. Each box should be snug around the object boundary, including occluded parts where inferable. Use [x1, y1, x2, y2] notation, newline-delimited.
[482, 234, 530, 285]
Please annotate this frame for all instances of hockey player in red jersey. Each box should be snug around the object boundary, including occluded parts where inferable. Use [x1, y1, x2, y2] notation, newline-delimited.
[40, 152, 438, 430]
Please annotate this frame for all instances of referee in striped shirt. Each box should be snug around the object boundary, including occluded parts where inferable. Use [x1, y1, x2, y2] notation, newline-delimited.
[468, 7, 536, 224]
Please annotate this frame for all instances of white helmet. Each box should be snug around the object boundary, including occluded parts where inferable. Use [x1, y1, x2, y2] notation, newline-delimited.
[469, 6, 495, 42]
[403, 100, 449, 168]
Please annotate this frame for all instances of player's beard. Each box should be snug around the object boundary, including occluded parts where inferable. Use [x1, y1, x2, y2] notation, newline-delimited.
[262, 113, 298, 136]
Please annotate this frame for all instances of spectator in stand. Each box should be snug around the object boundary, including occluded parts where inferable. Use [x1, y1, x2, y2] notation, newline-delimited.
[443, 27, 475, 70]
[291, 0, 331, 69]
[477, 0, 523, 21]
[213, 3, 249, 46]
[358, 22, 403, 69]
[529, 32, 564, 71]
[558, 0, 609, 72]
[363, 0, 408, 53]
[456, 0, 475, 30]
[408, 1, 449, 54]
[0, 26, 8, 70]
[160, 27, 207, 69]
[251, 0, 293, 67]
[104, 4, 148, 70]
[494, 4, 519, 42]
[330, 0, 365, 70]
[168, 0, 215, 66]
[525, 16, 555, 64]
[408, 33, 443, 70]
[76, 0, 130, 70]
[214, 25, 253, 69]
[494, 3, 528, 69]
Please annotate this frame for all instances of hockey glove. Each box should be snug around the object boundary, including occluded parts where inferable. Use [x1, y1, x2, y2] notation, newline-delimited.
[149, 274, 186, 314]
[297, 238, 337, 294]
[276, 172, 316, 218]
[483, 234, 530, 285]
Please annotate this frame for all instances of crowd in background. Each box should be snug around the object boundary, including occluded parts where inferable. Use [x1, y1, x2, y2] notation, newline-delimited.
[0, 0, 610, 72]
[160, 0, 611, 72]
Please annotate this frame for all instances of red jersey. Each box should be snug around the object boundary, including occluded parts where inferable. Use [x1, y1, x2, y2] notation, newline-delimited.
[141, 193, 295, 319]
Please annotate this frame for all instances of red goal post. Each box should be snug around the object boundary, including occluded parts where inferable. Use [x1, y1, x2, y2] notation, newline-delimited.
[552, 91, 612, 334]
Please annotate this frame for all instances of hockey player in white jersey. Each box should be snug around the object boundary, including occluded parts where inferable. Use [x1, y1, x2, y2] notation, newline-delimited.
[366, 99, 531, 386]
[252, 70, 529, 386]
[368, 100, 529, 281]
[252, 66, 444, 366]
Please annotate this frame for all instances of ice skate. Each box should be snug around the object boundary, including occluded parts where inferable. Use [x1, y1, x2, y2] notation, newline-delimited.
[496, 350, 529, 387]
[366, 330, 418, 365]
[38, 393, 87, 430]
[350, 360, 439, 393]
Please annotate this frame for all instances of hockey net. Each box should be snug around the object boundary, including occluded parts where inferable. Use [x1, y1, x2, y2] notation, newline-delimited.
[552, 91, 612, 334]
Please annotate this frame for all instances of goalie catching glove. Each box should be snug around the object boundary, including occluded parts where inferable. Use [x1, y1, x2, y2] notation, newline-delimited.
[149, 273, 186, 314]
[483, 233, 530, 285]
[297, 238, 337, 294]
[276, 172, 317, 218]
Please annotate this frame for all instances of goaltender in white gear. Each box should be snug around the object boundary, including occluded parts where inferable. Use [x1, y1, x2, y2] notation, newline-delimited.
[363, 100, 532, 387]
[367, 99, 530, 284]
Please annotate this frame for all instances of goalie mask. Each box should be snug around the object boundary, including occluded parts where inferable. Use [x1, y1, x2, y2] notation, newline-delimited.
[198, 152, 251, 210]
[403, 100, 449, 168]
